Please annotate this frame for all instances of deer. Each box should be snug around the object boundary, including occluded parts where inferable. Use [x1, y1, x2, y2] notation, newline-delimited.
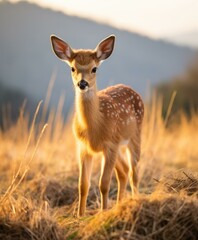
[50, 34, 144, 217]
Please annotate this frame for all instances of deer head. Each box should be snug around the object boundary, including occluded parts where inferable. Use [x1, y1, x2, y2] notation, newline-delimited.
[50, 35, 115, 93]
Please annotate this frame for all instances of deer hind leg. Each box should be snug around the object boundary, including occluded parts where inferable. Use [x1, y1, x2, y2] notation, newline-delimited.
[115, 148, 129, 203]
[99, 148, 117, 210]
[78, 149, 93, 217]
[127, 133, 141, 196]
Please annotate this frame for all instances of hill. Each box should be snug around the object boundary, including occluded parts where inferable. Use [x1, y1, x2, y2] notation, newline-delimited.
[156, 55, 198, 116]
[0, 1, 196, 116]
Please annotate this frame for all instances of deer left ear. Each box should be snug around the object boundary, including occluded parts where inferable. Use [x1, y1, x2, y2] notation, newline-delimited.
[95, 35, 115, 61]
[50, 35, 74, 63]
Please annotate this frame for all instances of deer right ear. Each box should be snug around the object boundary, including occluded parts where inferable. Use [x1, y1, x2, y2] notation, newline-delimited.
[50, 35, 74, 62]
[95, 35, 115, 61]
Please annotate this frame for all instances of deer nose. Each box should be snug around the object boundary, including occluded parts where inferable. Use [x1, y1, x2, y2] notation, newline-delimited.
[78, 80, 89, 90]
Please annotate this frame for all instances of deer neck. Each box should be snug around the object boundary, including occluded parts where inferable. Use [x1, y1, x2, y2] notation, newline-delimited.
[75, 85, 101, 129]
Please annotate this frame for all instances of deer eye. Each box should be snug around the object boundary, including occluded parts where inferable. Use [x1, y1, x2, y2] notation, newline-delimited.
[71, 67, 75, 72]
[91, 67, 97, 73]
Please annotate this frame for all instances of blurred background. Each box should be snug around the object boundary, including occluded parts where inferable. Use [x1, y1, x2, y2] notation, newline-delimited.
[0, 0, 198, 126]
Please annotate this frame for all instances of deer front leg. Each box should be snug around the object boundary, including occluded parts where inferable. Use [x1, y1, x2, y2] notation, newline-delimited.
[78, 149, 93, 217]
[99, 148, 117, 210]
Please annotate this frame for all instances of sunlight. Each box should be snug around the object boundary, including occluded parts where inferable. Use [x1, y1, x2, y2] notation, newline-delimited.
[7, 0, 198, 38]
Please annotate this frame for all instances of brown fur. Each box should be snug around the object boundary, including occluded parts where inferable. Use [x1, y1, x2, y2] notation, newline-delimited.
[73, 50, 98, 66]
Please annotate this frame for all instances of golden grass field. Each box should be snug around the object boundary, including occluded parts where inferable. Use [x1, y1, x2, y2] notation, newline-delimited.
[0, 91, 198, 239]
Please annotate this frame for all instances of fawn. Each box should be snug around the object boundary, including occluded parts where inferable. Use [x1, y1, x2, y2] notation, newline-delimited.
[50, 35, 144, 216]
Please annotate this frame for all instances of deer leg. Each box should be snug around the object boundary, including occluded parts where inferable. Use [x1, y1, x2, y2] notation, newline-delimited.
[99, 148, 117, 210]
[115, 150, 129, 203]
[78, 149, 93, 217]
[127, 133, 141, 196]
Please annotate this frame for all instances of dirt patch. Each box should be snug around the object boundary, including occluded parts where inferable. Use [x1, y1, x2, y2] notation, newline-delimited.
[43, 180, 78, 207]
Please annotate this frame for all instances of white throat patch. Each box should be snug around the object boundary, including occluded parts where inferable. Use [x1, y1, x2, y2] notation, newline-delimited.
[76, 86, 95, 99]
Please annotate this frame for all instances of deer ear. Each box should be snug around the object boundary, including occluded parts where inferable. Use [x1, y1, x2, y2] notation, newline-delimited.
[95, 35, 115, 61]
[50, 35, 74, 63]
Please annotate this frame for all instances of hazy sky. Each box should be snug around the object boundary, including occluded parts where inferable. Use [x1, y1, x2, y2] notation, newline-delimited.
[8, 0, 198, 38]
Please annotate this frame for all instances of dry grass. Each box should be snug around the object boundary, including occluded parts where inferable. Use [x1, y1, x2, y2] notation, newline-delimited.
[78, 193, 198, 240]
[0, 91, 198, 239]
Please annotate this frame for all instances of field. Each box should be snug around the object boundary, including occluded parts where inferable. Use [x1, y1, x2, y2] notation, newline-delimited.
[0, 93, 198, 240]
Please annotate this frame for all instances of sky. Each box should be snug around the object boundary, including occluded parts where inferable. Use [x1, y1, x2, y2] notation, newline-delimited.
[7, 0, 198, 39]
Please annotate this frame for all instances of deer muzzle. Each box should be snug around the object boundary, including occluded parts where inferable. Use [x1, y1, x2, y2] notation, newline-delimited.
[78, 79, 89, 91]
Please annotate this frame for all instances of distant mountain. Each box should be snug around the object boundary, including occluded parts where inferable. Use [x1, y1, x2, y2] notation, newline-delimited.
[0, 1, 196, 116]
[165, 31, 198, 49]
[0, 81, 36, 127]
